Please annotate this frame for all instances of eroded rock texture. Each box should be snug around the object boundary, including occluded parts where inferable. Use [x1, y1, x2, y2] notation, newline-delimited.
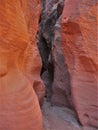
[0, 0, 44, 130]
[62, 0, 98, 128]
[21, 0, 45, 106]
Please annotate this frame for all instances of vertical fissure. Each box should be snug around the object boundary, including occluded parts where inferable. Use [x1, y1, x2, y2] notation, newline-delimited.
[37, 0, 74, 110]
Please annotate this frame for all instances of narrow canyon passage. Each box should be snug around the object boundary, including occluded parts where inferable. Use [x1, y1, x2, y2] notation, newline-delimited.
[0, 0, 97, 130]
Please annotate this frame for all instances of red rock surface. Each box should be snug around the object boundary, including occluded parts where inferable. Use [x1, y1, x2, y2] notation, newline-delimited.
[61, 0, 98, 127]
[0, 0, 44, 129]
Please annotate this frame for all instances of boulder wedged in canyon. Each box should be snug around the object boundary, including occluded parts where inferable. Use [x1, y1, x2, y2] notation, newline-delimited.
[0, 0, 44, 130]
[61, 0, 98, 128]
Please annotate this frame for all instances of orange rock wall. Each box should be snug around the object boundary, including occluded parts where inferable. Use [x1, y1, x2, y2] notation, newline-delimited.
[62, 0, 98, 127]
[21, 0, 45, 106]
[0, 0, 44, 130]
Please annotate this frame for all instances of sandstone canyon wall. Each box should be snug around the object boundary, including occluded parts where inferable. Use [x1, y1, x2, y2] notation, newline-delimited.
[62, 0, 98, 127]
[38, 0, 98, 128]
[0, 0, 98, 129]
[0, 0, 44, 130]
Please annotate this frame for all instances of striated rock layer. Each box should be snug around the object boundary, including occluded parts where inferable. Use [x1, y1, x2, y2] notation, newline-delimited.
[61, 0, 98, 128]
[0, 0, 45, 130]
[21, 0, 45, 107]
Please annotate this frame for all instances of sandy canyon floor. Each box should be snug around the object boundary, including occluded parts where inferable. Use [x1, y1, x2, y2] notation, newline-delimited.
[42, 99, 97, 130]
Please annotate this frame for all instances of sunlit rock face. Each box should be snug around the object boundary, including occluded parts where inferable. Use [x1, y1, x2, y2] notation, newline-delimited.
[61, 0, 98, 127]
[0, 0, 45, 130]
[21, 0, 45, 107]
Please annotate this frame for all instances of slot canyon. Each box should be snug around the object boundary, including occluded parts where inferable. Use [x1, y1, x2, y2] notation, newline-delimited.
[0, 0, 97, 130]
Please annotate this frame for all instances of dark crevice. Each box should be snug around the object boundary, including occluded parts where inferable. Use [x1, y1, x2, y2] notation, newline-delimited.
[37, 0, 74, 110]
[36, 0, 83, 126]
